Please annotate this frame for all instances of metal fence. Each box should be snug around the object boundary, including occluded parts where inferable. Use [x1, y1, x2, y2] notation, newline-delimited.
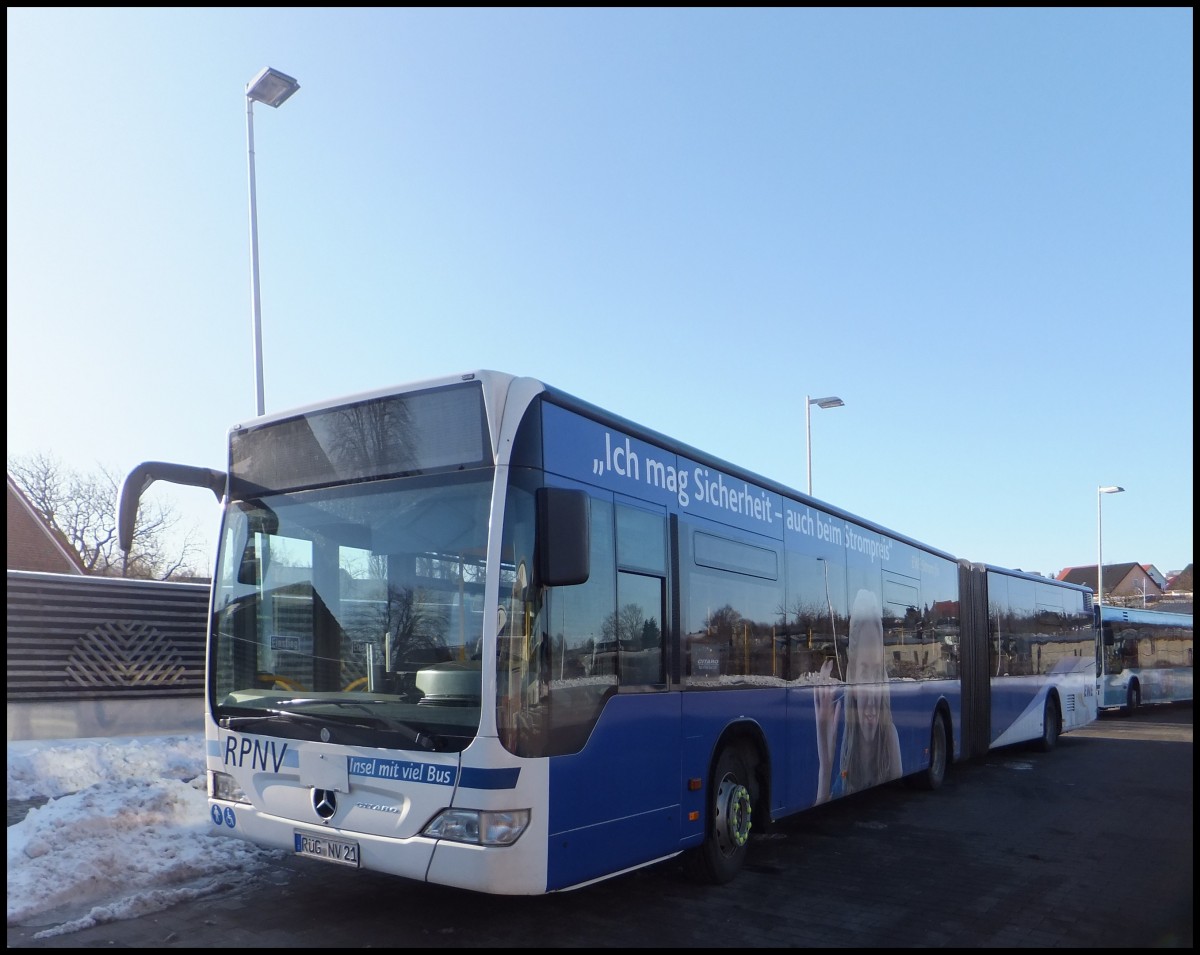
[6, 570, 209, 741]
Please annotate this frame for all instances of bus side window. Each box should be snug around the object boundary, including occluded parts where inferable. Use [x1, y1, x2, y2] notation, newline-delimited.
[616, 571, 666, 685]
[615, 504, 668, 688]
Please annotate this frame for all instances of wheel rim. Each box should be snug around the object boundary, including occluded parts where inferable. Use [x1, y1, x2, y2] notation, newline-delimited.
[715, 776, 753, 854]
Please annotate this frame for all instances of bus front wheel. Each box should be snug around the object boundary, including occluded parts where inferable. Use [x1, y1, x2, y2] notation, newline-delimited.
[1123, 681, 1141, 715]
[684, 745, 755, 885]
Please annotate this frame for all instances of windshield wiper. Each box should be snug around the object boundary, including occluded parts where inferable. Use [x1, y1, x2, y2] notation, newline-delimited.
[221, 703, 438, 750]
[220, 708, 372, 732]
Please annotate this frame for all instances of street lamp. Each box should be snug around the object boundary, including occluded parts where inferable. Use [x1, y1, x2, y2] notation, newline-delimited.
[245, 67, 300, 416]
[805, 395, 844, 495]
[1096, 485, 1125, 606]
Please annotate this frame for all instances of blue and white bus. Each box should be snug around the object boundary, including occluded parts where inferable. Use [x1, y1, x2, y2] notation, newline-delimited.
[1097, 605, 1193, 711]
[119, 370, 1097, 894]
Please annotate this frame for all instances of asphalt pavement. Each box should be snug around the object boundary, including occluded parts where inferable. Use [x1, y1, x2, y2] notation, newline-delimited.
[7, 702, 1192, 949]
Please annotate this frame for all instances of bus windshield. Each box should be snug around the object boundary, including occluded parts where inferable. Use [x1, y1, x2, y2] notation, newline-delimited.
[210, 471, 494, 753]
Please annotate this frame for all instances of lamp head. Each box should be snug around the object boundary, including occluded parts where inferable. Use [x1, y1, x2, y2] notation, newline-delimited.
[247, 67, 300, 108]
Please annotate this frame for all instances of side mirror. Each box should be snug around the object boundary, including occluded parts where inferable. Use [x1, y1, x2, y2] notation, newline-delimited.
[119, 461, 225, 552]
[536, 487, 590, 587]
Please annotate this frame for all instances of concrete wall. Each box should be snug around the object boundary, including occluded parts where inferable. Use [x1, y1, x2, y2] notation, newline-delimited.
[6, 697, 204, 741]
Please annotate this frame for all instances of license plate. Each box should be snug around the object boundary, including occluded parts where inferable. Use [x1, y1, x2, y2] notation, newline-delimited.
[293, 830, 360, 867]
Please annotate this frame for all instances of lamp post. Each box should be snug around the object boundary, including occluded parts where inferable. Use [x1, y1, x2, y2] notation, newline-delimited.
[245, 67, 300, 416]
[805, 395, 844, 495]
[1096, 485, 1125, 606]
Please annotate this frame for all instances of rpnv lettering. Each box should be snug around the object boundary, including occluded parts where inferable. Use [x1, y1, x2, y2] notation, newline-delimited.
[223, 734, 289, 773]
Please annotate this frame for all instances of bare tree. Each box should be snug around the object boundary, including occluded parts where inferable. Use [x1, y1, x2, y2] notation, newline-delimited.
[8, 452, 205, 580]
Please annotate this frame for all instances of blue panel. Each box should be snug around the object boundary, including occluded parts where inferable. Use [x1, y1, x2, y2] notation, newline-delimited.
[891, 679, 962, 769]
[542, 681, 957, 889]
[545, 693, 682, 890]
[989, 677, 1045, 742]
[780, 679, 958, 811]
[545, 806, 679, 891]
[542, 403, 786, 539]
[678, 687, 791, 807]
[348, 756, 457, 787]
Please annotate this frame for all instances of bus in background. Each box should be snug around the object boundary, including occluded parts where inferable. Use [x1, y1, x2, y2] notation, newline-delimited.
[1097, 605, 1193, 712]
[118, 370, 1096, 895]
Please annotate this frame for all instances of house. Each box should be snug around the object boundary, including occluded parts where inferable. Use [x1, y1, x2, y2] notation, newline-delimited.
[1056, 562, 1163, 602]
[1166, 564, 1193, 593]
[1141, 564, 1169, 590]
[1157, 564, 1194, 613]
[6, 474, 85, 574]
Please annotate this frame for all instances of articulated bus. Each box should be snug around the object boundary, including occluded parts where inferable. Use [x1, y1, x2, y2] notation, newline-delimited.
[119, 370, 1097, 894]
[1097, 605, 1193, 712]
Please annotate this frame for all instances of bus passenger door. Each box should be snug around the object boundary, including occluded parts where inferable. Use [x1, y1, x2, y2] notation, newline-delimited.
[543, 499, 680, 891]
[616, 570, 666, 685]
[614, 501, 668, 686]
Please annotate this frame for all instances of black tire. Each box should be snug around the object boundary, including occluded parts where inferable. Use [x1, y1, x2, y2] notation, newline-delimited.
[1123, 681, 1142, 715]
[683, 745, 755, 885]
[909, 711, 948, 791]
[1036, 696, 1061, 753]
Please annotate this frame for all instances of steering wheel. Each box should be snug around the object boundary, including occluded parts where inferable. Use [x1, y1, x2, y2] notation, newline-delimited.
[256, 673, 370, 693]
[256, 673, 306, 691]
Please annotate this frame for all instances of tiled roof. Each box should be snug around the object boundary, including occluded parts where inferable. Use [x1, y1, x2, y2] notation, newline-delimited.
[6, 475, 85, 574]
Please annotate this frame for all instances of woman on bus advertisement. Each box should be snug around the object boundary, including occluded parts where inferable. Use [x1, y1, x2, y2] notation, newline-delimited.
[814, 588, 903, 803]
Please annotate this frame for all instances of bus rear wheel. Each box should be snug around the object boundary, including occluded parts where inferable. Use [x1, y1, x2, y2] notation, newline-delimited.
[1036, 696, 1061, 752]
[908, 711, 948, 791]
[684, 745, 755, 885]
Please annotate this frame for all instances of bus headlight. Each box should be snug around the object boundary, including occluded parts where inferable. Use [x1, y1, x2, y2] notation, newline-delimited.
[210, 771, 250, 805]
[422, 808, 530, 846]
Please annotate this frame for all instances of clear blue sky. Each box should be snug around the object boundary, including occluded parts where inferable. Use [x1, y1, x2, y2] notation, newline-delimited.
[7, 8, 1193, 579]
